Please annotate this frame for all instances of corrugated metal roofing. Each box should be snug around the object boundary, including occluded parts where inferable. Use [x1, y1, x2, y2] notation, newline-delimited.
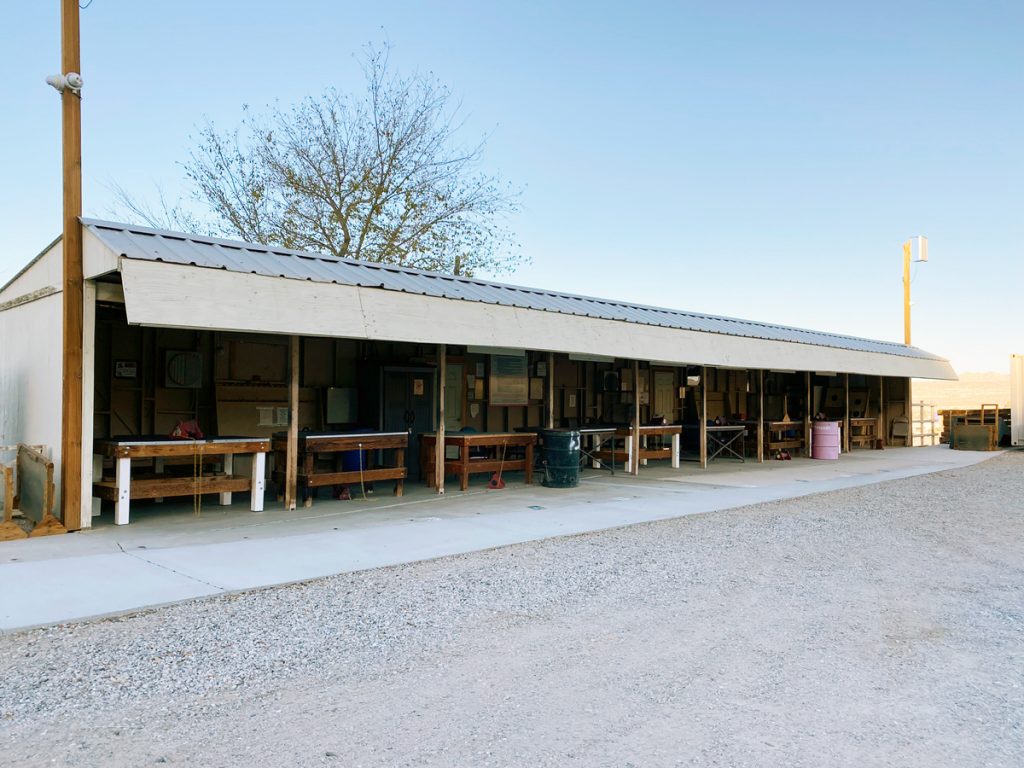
[83, 218, 946, 362]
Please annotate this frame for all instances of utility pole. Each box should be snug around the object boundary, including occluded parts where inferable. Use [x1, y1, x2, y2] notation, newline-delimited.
[59, 0, 85, 530]
[902, 236, 928, 347]
[902, 240, 912, 345]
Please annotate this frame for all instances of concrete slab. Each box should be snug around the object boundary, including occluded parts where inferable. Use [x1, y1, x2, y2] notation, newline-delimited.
[0, 446, 999, 632]
[0, 551, 219, 630]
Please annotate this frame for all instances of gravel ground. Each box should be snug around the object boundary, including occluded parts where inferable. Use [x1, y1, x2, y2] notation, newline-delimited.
[2, 452, 1022, 767]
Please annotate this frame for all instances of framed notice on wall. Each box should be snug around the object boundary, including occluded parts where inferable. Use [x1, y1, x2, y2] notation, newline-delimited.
[489, 354, 529, 405]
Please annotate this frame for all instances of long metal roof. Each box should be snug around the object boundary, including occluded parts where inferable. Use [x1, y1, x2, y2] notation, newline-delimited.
[83, 218, 946, 362]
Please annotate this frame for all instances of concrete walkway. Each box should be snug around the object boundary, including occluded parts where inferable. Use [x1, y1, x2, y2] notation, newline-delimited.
[0, 446, 997, 632]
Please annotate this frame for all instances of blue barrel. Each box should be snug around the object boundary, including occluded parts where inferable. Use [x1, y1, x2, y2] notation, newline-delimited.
[541, 429, 581, 488]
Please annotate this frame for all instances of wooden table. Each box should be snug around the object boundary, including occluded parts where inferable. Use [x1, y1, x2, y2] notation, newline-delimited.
[849, 417, 878, 448]
[420, 432, 536, 491]
[592, 425, 681, 474]
[271, 431, 408, 506]
[93, 437, 269, 525]
[764, 421, 805, 456]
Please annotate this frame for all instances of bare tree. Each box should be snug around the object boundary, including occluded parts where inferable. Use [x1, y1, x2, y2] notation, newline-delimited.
[117, 47, 522, 276]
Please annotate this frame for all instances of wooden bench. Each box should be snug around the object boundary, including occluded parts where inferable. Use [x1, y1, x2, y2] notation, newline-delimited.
[271, 431, 408, 506]
[421, 432, 536, 491]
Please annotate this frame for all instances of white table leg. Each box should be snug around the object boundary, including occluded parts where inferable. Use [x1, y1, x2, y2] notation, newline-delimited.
[671, 433, 680, 469]
[219, 454, 234, 506]
[154, 457, 164, 503]
[250, 452, 266, 512]
[114, 457, 131, 525]
[641, 435, 648, 466]
[625, 436, 634, 475]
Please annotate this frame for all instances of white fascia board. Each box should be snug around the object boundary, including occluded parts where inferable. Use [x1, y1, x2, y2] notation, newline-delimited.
[120, 260, 957, 380]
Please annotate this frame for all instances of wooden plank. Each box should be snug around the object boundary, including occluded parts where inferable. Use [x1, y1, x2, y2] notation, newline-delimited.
[17, 445, 55, 524]
[0, 463, 27, 540]
[93, 474, 252, 501]
[289, 467, 408, 488]
[60, 0, 84, 532]
[272, 433, 409, 452]
[96, 439, 270, 458]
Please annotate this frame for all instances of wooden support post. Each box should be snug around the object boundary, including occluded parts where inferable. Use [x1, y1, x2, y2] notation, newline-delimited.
[632, 361, 641, 475]
[546, 352, 555, 429]
[435, 344, 446, 494]
[805, 371, 812, 457]
[844, 373, 851, 453]
[284, 335, 299, 510]
[880, 376, 888, 448]
[906, 377, 913, 446]
[700, 366, 708, 469]
[81, 279, 97, 525]
[758, 369, 764, 463]
[59, 0, 84, 531]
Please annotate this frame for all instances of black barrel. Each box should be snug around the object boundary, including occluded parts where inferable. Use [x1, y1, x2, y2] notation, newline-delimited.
[541, 429, 581, 488]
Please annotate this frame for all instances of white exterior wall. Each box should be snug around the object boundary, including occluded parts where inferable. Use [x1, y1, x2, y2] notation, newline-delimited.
[0, 239, 97, 527]
[0, 290, 64, 493]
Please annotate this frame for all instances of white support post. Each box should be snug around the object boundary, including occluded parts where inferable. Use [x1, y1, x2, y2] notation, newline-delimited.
[79, 279, 96, 527]
[114, 456, 131, 525]
[250, 452, 266, 512]
[219, 454, 234, 506]
[671, 433, 680, 469]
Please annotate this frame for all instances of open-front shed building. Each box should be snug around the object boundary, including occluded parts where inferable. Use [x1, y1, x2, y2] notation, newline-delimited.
[0, 220, 956, 531]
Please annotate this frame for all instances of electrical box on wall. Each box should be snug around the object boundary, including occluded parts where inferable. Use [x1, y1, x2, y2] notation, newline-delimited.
[165, 351, 203, 388]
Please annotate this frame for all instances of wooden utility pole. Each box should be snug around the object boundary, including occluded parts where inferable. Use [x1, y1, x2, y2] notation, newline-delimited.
[59, 0, 84, 531]
[903, 239, 912, 345]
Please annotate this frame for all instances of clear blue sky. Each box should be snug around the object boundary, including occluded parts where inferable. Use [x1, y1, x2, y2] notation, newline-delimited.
[2, 1, 1021, 372]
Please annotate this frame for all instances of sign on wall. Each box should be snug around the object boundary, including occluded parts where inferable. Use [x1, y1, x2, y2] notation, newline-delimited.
[489, 354, 529, 405]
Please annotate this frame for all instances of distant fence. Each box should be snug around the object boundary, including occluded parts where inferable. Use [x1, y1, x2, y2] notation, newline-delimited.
[911, 402, 940, 446]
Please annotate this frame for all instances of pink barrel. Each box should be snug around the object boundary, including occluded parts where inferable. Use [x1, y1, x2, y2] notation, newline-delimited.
[811, 421, 841, 460]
